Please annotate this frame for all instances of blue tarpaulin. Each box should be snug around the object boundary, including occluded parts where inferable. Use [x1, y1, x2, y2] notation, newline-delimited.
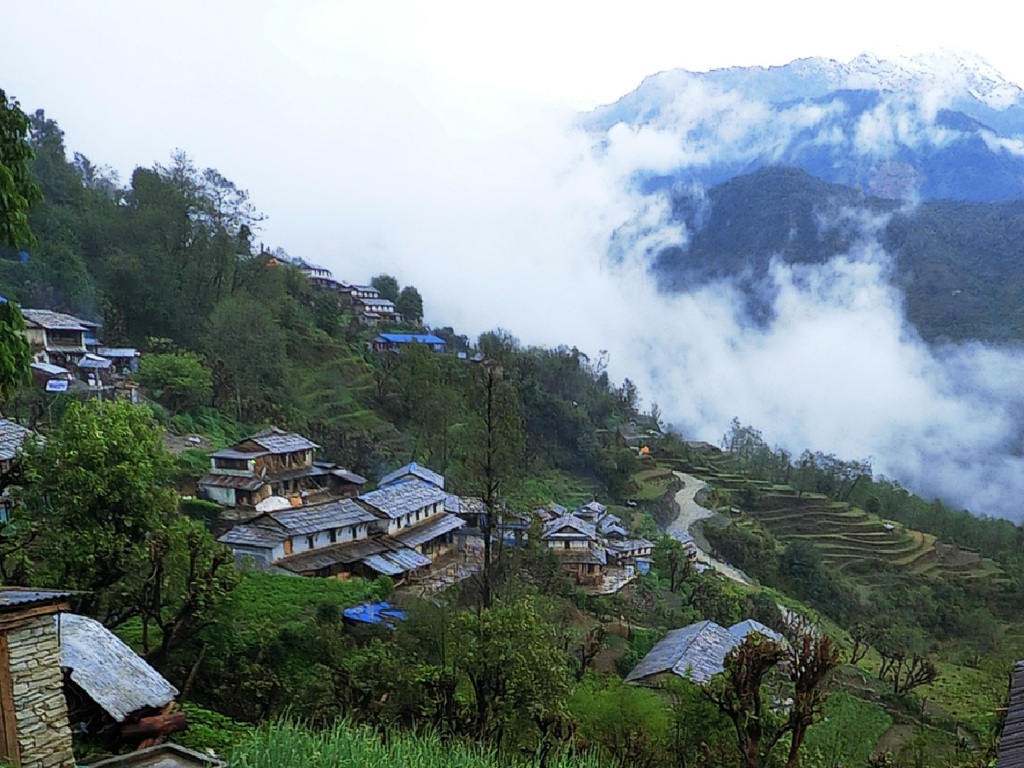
[342, 601, 407, 628]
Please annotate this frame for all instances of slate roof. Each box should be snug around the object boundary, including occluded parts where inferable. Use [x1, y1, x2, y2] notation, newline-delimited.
[393, 513, 466, 548]
[21, 308, 89, 330]
[218, 499, 376, 547]
[559, 548, 608, 566]
[542, 514, 598, 541]
[274, 536, 393, 573]
[83, 743, 223, 768]
[59, 613, 178, 722]
[997, 659, 1024, 767]
[624, 620, 741, 685]
[728, 620, 784, 644]
[578, 500, 607, 517]
[607, 538, 655, 553]
[379, 461, 446, 489]
[272, 499, 377, 534]
[247, 427, 319, 454]
[331, 468, 368, 485]
[0, 418, 32, 462]
[360, 478, 448, 519]
[0, 588, 73, 611]
[359, 298, 397, 309]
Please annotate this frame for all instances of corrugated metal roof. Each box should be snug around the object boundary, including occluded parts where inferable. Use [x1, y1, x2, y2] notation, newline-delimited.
[0, 419, 32, 462]
[343, 602, 406, 627]
[59, 613, 178, 722]
[360, 478, 448, 519]
[624, 620, 741, 685]
[997, 660, 1024, 767]
[393, 513, 466, 548]
[247, 427, 319, 454]
[21, 309, 89, 330]
[0, 588, 73, 611]
[198, 473, 265, 491]
[96, 347, 140, 358]
[362, 548, 431, 576]
[375, 334, 446, 345]
[379, 462, 446, 490]
[331, 468, 368, 485]
[31, 361, 70, 376]
[77, 354, 112, 369]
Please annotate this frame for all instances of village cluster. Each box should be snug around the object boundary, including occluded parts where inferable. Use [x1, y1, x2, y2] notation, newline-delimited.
[199, 426, 693, 595]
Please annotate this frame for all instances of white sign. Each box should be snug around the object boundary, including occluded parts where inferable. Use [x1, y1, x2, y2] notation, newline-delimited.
[45, 379, 69, 392]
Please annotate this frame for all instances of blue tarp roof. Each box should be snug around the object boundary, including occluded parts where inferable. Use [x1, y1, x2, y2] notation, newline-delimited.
[376, 333, 446, 345]
[343, 601, 407, 627]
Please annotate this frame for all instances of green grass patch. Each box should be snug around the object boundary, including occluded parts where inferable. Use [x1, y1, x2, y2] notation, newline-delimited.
[802, 692, 892, 768]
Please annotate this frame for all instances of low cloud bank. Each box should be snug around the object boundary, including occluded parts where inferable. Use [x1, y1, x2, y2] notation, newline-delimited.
[303, 79, 1024, 522]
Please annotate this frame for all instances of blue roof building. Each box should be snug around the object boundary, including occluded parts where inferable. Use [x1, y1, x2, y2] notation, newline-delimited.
[372, 333, 446, 353]
[342, 601, 407, 628]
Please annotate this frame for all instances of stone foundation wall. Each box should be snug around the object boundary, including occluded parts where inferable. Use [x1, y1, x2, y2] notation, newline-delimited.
[7, 614, 74, 768]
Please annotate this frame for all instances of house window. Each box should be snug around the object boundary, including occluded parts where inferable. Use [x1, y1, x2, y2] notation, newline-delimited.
[330, 529, 337, 543]
[563, 542, 569, 549]
[307, 536, 315, 550]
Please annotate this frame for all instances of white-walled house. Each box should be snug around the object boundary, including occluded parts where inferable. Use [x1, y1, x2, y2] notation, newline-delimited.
[358, 478, 465, 558]
[218, 498, 378, 569]
[541, 514, 607, 586]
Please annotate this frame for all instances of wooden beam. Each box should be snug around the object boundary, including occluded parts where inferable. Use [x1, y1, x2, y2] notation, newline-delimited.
[0, 634, 21, 767]
[0, 603, 70, 633]
[120, 712, 187, 741]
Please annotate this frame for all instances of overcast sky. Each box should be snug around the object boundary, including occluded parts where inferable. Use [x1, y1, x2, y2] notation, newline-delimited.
[6, 1, 1024, 517]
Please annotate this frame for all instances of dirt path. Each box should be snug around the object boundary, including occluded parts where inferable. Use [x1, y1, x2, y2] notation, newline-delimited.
[666, 471, 753, 586]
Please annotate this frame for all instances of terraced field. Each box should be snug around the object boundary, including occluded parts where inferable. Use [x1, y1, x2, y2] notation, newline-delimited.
[736, 491, 1004, 585]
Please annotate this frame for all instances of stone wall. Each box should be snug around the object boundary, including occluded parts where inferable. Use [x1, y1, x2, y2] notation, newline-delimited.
[7, 614, 74, 768]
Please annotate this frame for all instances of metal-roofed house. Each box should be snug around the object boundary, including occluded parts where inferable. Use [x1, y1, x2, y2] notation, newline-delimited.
[541, 514, 607, 586]
[197, 427, 364, 508]
[59, 613, 181, 738]
[372, 334, 447, 353]
[218, 498, 379, 573]
[624, 620, 742, 685]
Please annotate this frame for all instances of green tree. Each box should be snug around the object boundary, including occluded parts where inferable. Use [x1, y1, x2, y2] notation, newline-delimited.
[18, 400, 177, 621]
[0, 89, 42, 247]
[371, 274, 400, 302]
[0, 302, 31, 405]
[139, 350, 213, 415]
[396, 285, 423, 323]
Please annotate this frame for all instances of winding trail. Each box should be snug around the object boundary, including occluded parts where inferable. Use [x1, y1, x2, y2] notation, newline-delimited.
[666, 471, 753, 586]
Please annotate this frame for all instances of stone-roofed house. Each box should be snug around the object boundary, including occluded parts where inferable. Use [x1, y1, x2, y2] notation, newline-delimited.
[379, 461, 445, 490]
[21, 309, 90, 369]
[541, 514, 607, 586]
[624, 620, 741, 685]
[0, 587, 75, 768]
[360, 475, 464, 560]
[0, 419, 33, 475]
[625, 619, 787, 687]
[197, 427, 365, 509]
[218, 498, 380, 569]
[576, 500, 608, 522]
[59, 613, 184, 745]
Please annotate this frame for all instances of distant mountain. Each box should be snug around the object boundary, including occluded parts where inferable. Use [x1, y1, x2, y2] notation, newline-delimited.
[651, 166, 1024, 342]
[585, 52, 1024, 202]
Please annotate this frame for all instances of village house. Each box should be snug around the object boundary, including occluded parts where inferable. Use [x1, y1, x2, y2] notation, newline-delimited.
[355, 297, 402, 326]
[197, 427, 366, 509]
[624, 619, 785, 686]
[380, 461, 445, 489]
[540, 514, 607, 586]
[372, 333, 447, 353]
[605, 537, 655, 569]
[218, 498, 380, 569]
[21, 309, 89, 369]
[358, 478, 465, 560]
[296, 260, 341, 290]
[0, 419, 33, 476]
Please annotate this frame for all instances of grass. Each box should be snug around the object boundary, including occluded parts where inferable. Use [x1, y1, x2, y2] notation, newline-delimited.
[226, 720, 608, 768]
[802, 692, 892, 768]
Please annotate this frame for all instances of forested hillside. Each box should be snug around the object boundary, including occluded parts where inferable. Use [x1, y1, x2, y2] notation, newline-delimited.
[653, 166, 1024, 342]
